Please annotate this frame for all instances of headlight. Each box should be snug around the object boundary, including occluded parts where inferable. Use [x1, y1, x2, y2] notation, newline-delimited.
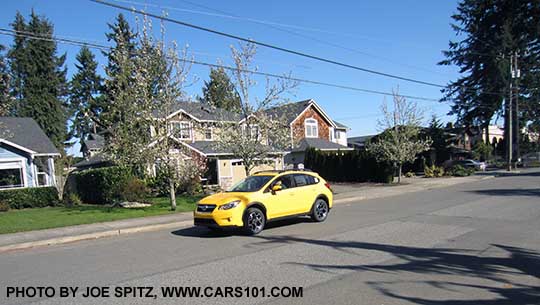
[218, 200, 241, 210]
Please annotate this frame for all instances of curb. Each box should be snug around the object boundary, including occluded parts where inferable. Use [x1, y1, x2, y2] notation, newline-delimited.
[334, 175, 495, 205]
[0, 220, 193, 253]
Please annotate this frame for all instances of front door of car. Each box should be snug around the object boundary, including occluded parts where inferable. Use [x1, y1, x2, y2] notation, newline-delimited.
[262, 174, 297, 219]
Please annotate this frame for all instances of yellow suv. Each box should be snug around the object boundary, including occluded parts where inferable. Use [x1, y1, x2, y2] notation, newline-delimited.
[194, 170, 333, 235]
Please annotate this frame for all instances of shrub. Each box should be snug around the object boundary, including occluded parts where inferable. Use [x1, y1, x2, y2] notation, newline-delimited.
[304, 148, 394, 183]
[405, 171, 416, 178]
[424, 165, 445, 178]
[117, 178, 149, 202]
[64, 192, 82, 207]
[146, 169, 170, 196]
[447, 164, 475, 177]
[0, 187, 60, 209]
[0, 201, 9, 212]
[74, 166, 133, 204]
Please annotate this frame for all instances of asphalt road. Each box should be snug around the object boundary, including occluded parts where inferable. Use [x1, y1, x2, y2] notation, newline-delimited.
[1, 169, 539, 305]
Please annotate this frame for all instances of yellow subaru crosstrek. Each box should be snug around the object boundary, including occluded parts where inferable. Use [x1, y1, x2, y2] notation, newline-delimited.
[194, 170, 333, 235]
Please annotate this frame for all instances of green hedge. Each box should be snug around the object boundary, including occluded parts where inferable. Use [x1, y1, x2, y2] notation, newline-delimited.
[0, 187, 60, 209]
[304, 148, 394, 183]
[73, 166, 133, 204]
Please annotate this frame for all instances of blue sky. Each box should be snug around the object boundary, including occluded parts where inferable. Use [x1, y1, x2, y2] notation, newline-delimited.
[0, 0, 461, 155]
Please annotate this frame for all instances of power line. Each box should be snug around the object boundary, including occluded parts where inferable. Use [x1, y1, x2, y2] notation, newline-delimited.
[0, 28, 443, 103]
[112, 0, 453, 77]
[90, 0, 447, 88]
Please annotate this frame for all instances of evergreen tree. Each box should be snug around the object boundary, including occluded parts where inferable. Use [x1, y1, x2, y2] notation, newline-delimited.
[440, 1, 540, 141]
[101, 13, 137, 128]
[0, 44, 11, 116]
[8, 12, 27, 106]
[69, 46, 104, 140]
[7, 11, 68, 149]
[200, 67, 241, 112]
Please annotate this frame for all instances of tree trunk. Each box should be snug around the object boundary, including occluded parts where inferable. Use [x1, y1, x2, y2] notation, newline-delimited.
[397, 163, 402, 184]
[484, 123, 490, 144]
[169, 179, 176, 211]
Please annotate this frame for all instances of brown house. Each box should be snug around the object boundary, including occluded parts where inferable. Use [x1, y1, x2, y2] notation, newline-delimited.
[266, 99, 351, 166]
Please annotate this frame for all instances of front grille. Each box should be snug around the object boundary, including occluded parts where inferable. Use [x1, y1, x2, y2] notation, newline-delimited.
[196, 204, 216, 213]
[194, 218, 218, 226]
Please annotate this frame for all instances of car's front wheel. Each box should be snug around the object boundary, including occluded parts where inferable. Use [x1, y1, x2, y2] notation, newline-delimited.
[243, 207, 265, 235]
[311, 199, 329, 222]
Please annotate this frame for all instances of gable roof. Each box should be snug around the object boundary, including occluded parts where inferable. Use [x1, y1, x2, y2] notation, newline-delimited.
[83, 133, 105, 151]
[0, 117, 60, 155]
[154, 101, 240, 122]
[265, 99, 313, 125]
[265, 99, 347, 129]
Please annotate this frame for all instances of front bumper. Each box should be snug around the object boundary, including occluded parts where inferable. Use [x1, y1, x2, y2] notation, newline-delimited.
[193, 206, 244, 227]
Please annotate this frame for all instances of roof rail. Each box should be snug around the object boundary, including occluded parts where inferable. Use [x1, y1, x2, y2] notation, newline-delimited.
[252, 168, 313, 175]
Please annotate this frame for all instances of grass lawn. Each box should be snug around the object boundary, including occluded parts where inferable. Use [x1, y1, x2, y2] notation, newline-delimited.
[0, 196, 199, 235]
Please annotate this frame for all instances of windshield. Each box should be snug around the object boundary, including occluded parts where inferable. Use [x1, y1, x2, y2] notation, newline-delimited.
[228, 175, 273, 192]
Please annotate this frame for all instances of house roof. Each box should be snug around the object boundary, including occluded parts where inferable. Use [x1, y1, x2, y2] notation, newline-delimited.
[0, 117, 60, 155]
[83, 133, 105, 151]
[292, 138, 351, 152]
[347, 135, 375, 147]
[265, 99, 313, 125]
[333, 120, 348, 129]
[154, 101, 240, 122]
[183, 140, 286, 156]
[265, 99, 348, 129]
[73, 154, 112, 169]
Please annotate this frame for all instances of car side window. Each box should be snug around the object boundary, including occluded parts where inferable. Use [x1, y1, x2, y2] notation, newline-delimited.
[294, 174, 311, 187]
[273, 174, 296, 190]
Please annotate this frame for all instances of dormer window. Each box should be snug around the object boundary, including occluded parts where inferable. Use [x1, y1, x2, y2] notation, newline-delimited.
[305, 118, 318, 138]
[204, 127, 212, 140]
[170, 121, 192, 140]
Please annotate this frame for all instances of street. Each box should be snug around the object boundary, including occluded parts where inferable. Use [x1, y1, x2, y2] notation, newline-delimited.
[1, 169, 539, 305]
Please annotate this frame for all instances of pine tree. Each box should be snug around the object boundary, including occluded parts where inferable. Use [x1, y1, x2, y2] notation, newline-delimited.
[0, 44, 11, 116]
[200, 67, 241, 112]
[7, 11, 68, 149]
[69, 46, 103, 140]
[440, 1, 540, 140]
[101, 13, 137, 128]
[8, 12, 26, 106]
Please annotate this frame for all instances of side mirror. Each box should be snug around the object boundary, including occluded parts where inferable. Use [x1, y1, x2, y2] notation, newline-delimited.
[271, 184, 282, 193]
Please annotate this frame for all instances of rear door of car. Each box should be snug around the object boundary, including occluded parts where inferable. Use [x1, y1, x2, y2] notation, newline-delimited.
[292, 174, 319, 214]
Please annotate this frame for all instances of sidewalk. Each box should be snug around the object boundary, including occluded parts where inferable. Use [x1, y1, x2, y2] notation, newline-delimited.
[0, 174, 494, 253]
[332, 174, 494, 204]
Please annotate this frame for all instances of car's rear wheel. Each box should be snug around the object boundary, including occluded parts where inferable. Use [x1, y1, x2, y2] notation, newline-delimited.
[243, 207, 265, 235]
[311, 199, 329, 222]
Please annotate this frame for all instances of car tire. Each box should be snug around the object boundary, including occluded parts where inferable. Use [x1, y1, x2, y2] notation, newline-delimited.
[311, 198, 329, 222]
[243, 207, 265, 235]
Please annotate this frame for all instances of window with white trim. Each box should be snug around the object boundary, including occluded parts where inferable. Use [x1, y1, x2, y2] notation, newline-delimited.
[170, 121, 192, 139]
[334, 129, 341, 140]
[35, 158, 50, 187]
[0, 161, 24, 189]
[204, 128, 212, 140]
[305, 118, 318, 138]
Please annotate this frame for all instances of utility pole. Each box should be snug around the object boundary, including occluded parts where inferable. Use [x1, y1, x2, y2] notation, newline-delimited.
[506, 51, 522, 171]
[513, 51, 521, 166]
[507, 53, 513, 171]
